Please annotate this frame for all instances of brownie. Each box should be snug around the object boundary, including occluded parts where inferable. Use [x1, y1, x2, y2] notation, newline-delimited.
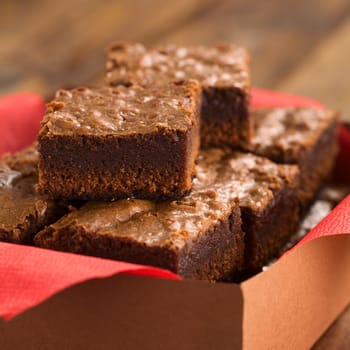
[0, 145, 68, 244]
[105, 42, 251, 148]
[38, 80, 201, 201]
[34, 150, 299, 280]
[246, 107, 339, 212]
[211, 151, 300, 277]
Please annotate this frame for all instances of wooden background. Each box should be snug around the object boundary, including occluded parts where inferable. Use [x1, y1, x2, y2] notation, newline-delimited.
[1, 0, 349, 347]
[1, 0, 350, 121]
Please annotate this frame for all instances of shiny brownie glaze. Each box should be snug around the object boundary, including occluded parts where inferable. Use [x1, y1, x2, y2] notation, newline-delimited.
[106, 42, 249, 90]
[42, 81, 201, 136]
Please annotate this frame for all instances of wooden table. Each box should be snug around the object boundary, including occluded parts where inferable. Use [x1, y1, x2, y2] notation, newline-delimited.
[1, 0, 350, 347]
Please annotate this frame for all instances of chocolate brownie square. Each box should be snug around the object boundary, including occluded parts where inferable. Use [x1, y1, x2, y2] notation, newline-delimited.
[201, 150, 300, 277]
[38, 80, 201, 201]
[106, 42, 251, 148]
[0, 145, 68, 244]
[246, 107, 339, 211]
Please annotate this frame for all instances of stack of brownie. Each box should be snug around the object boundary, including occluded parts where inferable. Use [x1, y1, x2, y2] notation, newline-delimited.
[0, 43, 339, 281]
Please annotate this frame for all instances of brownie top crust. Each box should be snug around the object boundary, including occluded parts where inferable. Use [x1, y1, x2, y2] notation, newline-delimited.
[197, 149, 299, 210]
[44, 150, 298, 250]
[249, 107, 338, 161]
[106, 42, 250, 91]
[40, 80, 201, 136]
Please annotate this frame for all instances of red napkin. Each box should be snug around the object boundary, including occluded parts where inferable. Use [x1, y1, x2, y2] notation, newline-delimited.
[251, 87, 324, 109]
[0, 93, 45, 156]
[0, 89, 349, 320]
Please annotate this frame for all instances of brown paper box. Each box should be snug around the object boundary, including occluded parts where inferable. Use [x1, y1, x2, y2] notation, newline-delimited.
[1, 234, 349, 350]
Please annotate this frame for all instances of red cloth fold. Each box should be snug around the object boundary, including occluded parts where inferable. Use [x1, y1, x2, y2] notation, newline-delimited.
[0, 89, 349, 320]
